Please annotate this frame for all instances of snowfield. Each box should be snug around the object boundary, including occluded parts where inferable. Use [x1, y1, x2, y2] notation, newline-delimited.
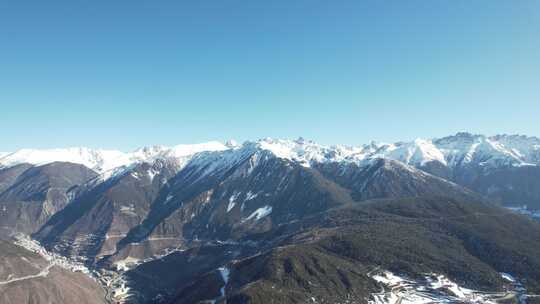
[244, 205, 272, 222]
[368, 270, 535, 304]
[0, 141, 228, 173]
[2, 134, 539, 178]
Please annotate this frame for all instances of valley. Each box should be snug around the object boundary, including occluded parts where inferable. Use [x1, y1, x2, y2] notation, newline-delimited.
[1, 133, 540, 303]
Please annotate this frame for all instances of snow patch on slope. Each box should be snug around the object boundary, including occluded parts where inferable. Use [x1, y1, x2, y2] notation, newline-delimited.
[245, 191, 259, 201]
[114, 256, 140, 272]
[369, 270, 530, 304]
[244, 206, 272, 222]
[227, 192, 240, 212]
[218, 266, 230, 297]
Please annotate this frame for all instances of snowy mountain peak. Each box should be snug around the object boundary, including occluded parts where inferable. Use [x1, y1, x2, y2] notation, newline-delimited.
[167, 142, 228, 158]
[251, 137, 363, 166]
[2, 134, 538, 176]
[0, 147, 129, 173]
[225, 139, 239, 148]
[364, 139, 445, 167]
[0, 142, 228, 174]
[249, 133, 540, 169]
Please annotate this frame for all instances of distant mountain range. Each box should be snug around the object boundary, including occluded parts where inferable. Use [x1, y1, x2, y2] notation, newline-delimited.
[1, 133, 540, 303]
[2, 133, 540, 173]
[2, 132, 540, 209]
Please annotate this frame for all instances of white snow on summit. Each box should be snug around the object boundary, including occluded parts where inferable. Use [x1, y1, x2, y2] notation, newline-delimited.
[369, 139, 448, 166]
[0, 142, 228, 173]
[0, 147, 129, 172]
[434, 133, 538, 168]
[251, 133, 540, 169]
[2, 133, 538, 175]
[255, 137, 365, 166]
[131, 142, 227, 160]
[127, 142, 229, 170]
[244, 205, 272, 221]
[250, 137, 451, 168]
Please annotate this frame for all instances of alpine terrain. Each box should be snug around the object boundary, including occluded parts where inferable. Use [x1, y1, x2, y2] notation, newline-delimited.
[1, 133, 540, 304]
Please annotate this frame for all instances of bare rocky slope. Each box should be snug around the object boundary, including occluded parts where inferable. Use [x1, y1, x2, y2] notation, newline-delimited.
[0, 239, 106, 304]
[0, 134, 539, 303]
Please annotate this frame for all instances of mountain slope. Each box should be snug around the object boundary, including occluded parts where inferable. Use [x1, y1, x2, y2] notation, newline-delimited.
[34, 159, 180, 260]
[0, 239, 105, 304]
[315, 158, 481, 202]
[3, 133, 540, 209]
[169, 197, 540, 304]
[35, 140, 487, 266]
[53, 147, 356, 263]
[2, 134, 540, 304]
[109, 146, 479, 263]
[0, 164, 33, 194]
[0, 162, 98, 235]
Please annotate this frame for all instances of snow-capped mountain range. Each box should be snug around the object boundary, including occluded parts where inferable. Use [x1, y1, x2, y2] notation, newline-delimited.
[1, 133, 539, 175]
[258, 132, 540, 169]
[0, 142, 229, 173]
[2, 133, 540, 304]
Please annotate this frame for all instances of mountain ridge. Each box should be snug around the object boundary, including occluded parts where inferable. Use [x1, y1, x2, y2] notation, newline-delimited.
[2, 133, 539, 173]
[1, 133, 540, 303]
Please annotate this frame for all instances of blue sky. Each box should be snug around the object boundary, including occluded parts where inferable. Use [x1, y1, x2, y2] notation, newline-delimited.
[1, 1, 539, 151]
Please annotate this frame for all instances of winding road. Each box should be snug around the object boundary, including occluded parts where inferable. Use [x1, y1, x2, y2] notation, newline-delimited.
[0, 263, 53, 286]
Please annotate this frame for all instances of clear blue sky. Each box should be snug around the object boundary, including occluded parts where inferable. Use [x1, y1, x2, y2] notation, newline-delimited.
[1, 1, 539, 151]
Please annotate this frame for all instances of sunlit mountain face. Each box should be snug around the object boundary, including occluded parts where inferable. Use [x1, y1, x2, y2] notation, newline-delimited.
[1, 133, 540, 303]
